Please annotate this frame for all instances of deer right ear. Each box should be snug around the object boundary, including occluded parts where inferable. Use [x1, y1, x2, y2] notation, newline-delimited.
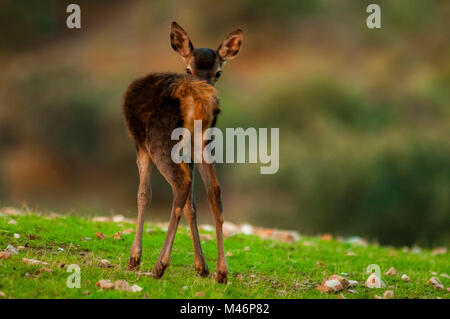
[170, 22, 194, 58]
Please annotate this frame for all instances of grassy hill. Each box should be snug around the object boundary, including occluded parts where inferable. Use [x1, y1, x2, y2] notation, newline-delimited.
[0, 209, 448, 299]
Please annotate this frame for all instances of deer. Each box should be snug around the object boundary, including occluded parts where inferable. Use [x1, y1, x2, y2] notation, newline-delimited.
[122, 22, 243, 283]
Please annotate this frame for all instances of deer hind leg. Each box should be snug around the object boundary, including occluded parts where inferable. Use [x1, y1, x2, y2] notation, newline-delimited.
[128, 147, 152, 270]
[184, 166, 209, 277]
[197, 163, 228, 284]
[151, 155, 192, 279]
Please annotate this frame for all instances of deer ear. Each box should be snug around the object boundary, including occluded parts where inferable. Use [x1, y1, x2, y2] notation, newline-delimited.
[170, 22, 194, 58]
[218, 28, 243, 61]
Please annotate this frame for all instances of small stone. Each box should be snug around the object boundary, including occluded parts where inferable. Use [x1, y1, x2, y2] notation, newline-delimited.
[99, 259, 112, 268]
[96, 280, 114, 290]
[401, 274, 410, 282]
[365, 273, 386, 288]
[385, 267, 396, 276]
[22, 258, 48, 265]
[431, 247, 447, 256]
[6, 245, 19, 255]
[130, 284, 143, 293]
[346, 251, 356, 256]
[96, 232, 106, 240]
[383, 290, 394, 299]
[426, 277, 444, 290]
[317, 275, 350, 293]
[112, 231, 122, 240]
[114, 280, 131, 291]
[37, 268, 53, 274]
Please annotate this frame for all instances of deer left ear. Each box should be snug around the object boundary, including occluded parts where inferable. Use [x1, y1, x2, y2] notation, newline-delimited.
[218, 28, 243, 61]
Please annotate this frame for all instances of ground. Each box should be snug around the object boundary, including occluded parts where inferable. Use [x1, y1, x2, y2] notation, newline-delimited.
[0, 210, 448, 299]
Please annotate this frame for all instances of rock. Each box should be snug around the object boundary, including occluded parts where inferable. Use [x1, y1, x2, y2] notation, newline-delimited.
[431, 247, 447, 256]
[112, 231, 122, 240]
[112, 215, 125, 223]
[346, 236, 368, 246]
[22, 258, 48, 265]
[96, 280, 114, 290]
[426, 277, 444, 290]
[401, 274, 410, 282]
[6, 245, 19, 255]
[240, 224, 254, 235]
[131, 284, 143, 293]
[365, 273, 386, 288]
[383, 290, 394, 299]
[200, 234, 214, 241]
[96, 232, 106, 240]
[271, 230, 299, 243]
[93, 216, 110, 223]
[0, 251, 12, 260]
[317, 275, 350, 293]
[114, 280, 131, 291]
[37, 268, 53, 274]
[385, 267, 396, 276]
[99, 259, 112, 268]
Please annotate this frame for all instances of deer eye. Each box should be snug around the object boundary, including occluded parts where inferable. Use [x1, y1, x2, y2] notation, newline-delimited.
[215, 70, 222, 78]
[186, 68, 192, 74]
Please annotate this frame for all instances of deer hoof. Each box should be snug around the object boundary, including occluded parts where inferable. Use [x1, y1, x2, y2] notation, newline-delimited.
[152, 261, 168, 279]
[215, 271, 228, 284]
[127, 256, 141, 271]
[196, 264, 210, 278]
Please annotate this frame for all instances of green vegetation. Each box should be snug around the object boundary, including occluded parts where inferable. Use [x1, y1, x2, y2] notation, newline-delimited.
[1, 212, 448, 299]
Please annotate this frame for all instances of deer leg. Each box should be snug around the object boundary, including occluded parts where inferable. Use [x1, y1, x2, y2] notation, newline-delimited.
[184, 170, 209, 277]
[197, 163, 228, 284]
[128, 148, 152, 270]
[151, 162, 191, 279]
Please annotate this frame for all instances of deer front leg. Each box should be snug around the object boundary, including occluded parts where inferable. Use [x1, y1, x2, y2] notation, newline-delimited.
[128, 149, 152, 270]
[197, 163, 228, 284]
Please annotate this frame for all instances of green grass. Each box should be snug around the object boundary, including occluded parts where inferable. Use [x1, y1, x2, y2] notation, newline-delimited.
[0, 211, 448, 299]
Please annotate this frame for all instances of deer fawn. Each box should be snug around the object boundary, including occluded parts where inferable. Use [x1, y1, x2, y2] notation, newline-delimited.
[123, 22, 243, 283]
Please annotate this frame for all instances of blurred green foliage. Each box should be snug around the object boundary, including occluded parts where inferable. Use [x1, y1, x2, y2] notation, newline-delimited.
[0, 0, 448, 246]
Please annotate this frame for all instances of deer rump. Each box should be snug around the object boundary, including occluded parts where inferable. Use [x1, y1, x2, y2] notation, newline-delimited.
[123, 72, 220, 153]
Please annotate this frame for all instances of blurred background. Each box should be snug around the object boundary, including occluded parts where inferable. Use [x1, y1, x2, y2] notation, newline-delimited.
[0, 0, 449, 246]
